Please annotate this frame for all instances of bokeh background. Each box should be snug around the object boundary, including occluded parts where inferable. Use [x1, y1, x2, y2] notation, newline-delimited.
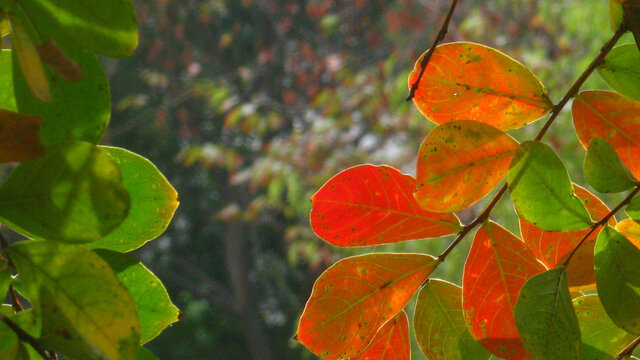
[102, 1, 637, 358]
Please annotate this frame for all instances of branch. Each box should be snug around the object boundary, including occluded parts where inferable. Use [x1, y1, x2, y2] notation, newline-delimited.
[406, 0, 459, 101]
[617, 335, 640, 360]
[1, 314, 53, 360]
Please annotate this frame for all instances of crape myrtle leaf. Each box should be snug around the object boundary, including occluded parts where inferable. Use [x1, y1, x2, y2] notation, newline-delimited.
[623, 1, 640, 52]
[0, 17, 9, 36]
[514, 267, 581, 360]
[415, 279, 491, 360]
[574, 294, 637, 360]
[617, 219, 640, 249]
[610, 0, 625, 31]
[310, 165, 461, 247]
[0, 49, 17, 110]
[8, 13, 50, 102]
[508, 141, 592, 231]
[87, 147, 179, 252]
[415, 121, 519, 213]
[0, 259, 9, 300]
[598, 44, 640, 102]
[0, 308, 39, 359]
[296, 253, 439, 359]
[585, 137, 638, 193]
[572, 90, 640, 179]
[625, 196, 640, 223]
[8, 241, 140, 360]
[0, 141, 130, 243]
[36, 39, 83, 82]
[520, 184, 615, 290]
[136, 347, 159, 360]
[350, 310, 410, 360]
[0, 109, 43, 163]
[595, 226, 640, 335]
[463, 221, 544, 359]
[408, 42, 552, 131]
[94, 249, 181, 344]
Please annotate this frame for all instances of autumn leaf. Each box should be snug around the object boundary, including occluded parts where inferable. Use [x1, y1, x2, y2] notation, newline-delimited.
[0, 109, 43, 162]
[36, 39, 83, 82]
[350, 311, 410, 360]
[8, 13, 50, 102]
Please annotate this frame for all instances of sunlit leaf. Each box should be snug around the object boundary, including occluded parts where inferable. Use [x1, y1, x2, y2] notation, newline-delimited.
[463, 221, 544, 359]
[617, 219, 640, 249]
[598, 44, 640, 102]
[415, 121, 518, 213]
[350, 311, 410, 360]
[625, 196, 640, 224]
[310, 165, 461, 247]
[595, 225, 640, 335]
[296, 253, 439, 359]
[136, 347, 159, 360]
[0, 109, 43, 163]
[572, 90, 640, 179]
[415, 279, 490, 360]
[514, 267, 581, 360]
[584, 137, 637, 192]
[509, 141, 592, 231]
[409, 42, 552, 131]
[0, 17, 9, 36]
[8, 13, 50, 102]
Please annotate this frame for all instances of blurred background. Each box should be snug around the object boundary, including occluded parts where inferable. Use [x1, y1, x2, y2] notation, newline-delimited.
[102, 0, 636, 358]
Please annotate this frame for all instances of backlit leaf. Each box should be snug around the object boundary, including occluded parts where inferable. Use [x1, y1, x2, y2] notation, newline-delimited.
[310, 165, 461, 247]
[572, 90, 640, 179]
[0, 259, 9, 300]
[625, 196, 640, 223]
[136, 348, 159, 360]
[617, 219, 640, 249]
[8, 13, 50, 102]
[0, 109, 43, 162]
[415, 279, 490, 360]
[598, 44, 640, 102]
[514, 267, 581, 360]
[463, 221, 544, 359]
[409, 42, 552, 131]
[595, 226, 640, 335]
[36, 39, 83, 82]
[350, 311, 410, 360]
[610, 0, 624, 31]
[585, 137, 638, 192]
[508, 141, 592, 231]
[296, 253, 439, 359]
[415, 121, 518, 213]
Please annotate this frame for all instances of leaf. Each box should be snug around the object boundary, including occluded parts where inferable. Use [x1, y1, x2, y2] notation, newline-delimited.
[0, 109, 43, 162]
[310, 165, 461, 247]
[408, 42, 552, 131]
[574, 294, 637, 360]
[598, 44, 640, 102]
[8, 13, 50, 102]
[0, 308, 39, 359]
[0, 17, 9, 36]
[610, 0, 625, 31]
[0, 141, 130, 243]
[36, 39, 83, 82]
[296, 253, 439, 359]
[520, 185, 614, 290]
[623, 1, 640, 52]
[585, 137, 638, 192]
[0, 49, 17, 111]
[508, 141, 592, 231]
[415, 121, 519, 213]
[8, 241, 140, 360]
[463, 221, 544, 359]
[136, 347, 159, 360]
[572, 90, 640, 179]
[594, 225, 640, 335]
[414, 279, 491, 360]
[625, 196, 640, 223]
[514, 267, 581, 360]
[94, 250, 181, 344]
[350, 311, 410, 360]
[87, 147, 179, 252]
[617, 219, 640, 249]
[0, 259, 10, 300]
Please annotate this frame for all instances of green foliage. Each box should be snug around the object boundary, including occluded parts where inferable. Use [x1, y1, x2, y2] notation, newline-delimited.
[599, 44, 640, 102]
[584, 137, 637, 193]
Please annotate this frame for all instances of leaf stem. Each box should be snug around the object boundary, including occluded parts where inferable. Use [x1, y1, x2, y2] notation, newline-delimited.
[1, 314, 53, 360]
[617, 335, 640, 360]
[406, 0, 459, 101]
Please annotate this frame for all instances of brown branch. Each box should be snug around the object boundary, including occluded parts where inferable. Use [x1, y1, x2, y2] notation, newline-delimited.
[1, 315, 53, 360]
[617, 335, 640, 360]
[406, 0, 459, 101]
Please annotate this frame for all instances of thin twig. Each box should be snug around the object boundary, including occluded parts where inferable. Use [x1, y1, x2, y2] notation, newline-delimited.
[617, 335, 640, 360]
[1, 315, 53, 360]
[406, 0, 459, 101]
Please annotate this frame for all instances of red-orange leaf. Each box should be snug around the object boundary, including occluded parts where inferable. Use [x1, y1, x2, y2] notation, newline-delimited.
[463, 221, 545, 359]
[409, 42, 552, 131]
[572, 90, 640, 178]
[310, 165, 462, 247]
[0, 109, 43, 163]
[415, 121, 518, 213]
[616, 219, 640, 249]
[350, 311, 410, 360]
[296, 253, 439, 360]
[520, 184, 614, 289]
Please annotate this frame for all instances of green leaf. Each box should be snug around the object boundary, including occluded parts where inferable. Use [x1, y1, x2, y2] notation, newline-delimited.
[625, 196, 640, 222]
[598, 44, 640, 103]
[95, 249, 181, 344]
[87, 147, 179, 252]
[0, 259, 10, 300]
[595, 226, 640, 335]
[0, 141, 130, 243]
[414, 280, 490, 360]
[514, 267, 581, 360]
[8, 241, 140, 360]
[584, 137, 637, 193]
[0, 49, 17, 111]
[508, 141, 592, 231]
[610, 0, 624, 31]
[136, 347, 159, 360]
[0, 307, 42, 359]
[574, 294, 637, 360]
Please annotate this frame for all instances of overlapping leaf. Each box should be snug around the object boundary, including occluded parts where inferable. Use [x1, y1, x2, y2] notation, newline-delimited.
[409, 42, 552, 131]
[617, 219, 640, 249]
[463, 221, 544, 359]
[415, 121, 518, 213]
[8, 13, 50, 102]
[598, 44, 640, 102]
[350, 311, 410, 360]
[585, 137, 638, 193]
[296, 253, 439, 359]
[0, 109, 43, 162]
[310, 165, 461, 247]
[625, 196, 640, 223]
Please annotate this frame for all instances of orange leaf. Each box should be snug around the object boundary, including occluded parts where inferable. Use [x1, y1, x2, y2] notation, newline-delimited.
[520, 184, 614, 289]
[0, 109, 43, 162]
[415, 121, 518, 213]
[572, 90, 640, 178]
[310, 165, 461, 247]
[9, 14, 50, 102]
[463, 221, 545, 359]
[616, 219, 640, 249]
[409, 42, 552, 131]
[350, 311, 410, 360]
[296, 253, 438, 360]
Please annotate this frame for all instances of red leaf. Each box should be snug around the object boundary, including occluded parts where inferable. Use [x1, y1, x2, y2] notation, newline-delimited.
[0, 109, 44, 162]
[350, 311, 410, 360]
